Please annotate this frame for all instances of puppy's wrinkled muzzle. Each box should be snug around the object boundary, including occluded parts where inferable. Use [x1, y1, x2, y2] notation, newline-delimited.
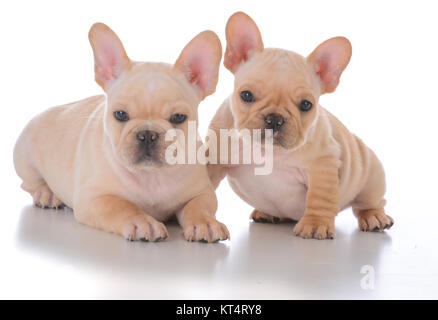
[137, 130, 159, 147]
[136, 130, 161, 163]
[260, 114, 297, 150]
[264, 113, 285, 133]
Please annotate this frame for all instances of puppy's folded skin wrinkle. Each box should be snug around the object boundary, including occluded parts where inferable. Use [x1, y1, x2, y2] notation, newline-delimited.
[13, 23, 229, 243]
[207, 12, 393, 240]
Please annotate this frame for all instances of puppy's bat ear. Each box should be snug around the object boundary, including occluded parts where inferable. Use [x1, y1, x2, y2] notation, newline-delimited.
[307, 37, 352, 94]
[174, 30, 222, 100]
[224, 12, 264, 73]
[89, 23, 131, 91]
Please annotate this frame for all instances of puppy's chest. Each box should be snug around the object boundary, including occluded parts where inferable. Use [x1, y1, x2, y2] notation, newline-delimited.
[119, 172, 192, 221]
[227, 163, 308, 220]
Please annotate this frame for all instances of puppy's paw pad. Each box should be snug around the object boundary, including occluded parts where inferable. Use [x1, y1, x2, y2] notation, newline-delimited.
[183, 216, 230, 243]
[32, 184, 64, 210]
[250, 210, 282, 224]
[293, 216, 335, 240]
[122, 216, 169, 242]
[356, 209, 394, 232]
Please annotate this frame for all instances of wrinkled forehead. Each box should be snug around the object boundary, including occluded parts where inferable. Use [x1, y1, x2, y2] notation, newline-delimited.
[108, 63, 198, 107]
[235, 49, 316, 91]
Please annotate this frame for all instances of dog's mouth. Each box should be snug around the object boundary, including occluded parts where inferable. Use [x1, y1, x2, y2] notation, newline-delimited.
[135, 147, 163, 166]
[140, 155, 162, 165]
[259, 129, 295, 150]
[239, 114, 300, 150]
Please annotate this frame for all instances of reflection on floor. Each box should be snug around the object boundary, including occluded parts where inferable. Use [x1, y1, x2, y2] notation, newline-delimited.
[1, 189, 435, 300]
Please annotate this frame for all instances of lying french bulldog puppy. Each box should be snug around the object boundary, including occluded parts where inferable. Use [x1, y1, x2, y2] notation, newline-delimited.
[208, 12, 393, 239]
[13, 23, 230, 242]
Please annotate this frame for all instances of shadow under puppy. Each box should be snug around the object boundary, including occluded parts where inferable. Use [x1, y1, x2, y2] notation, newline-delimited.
[14, 23, 229, 243]
[208, 12, 393, 239]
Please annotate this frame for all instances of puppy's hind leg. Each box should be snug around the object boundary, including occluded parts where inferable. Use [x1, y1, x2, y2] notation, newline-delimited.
[31, 184, 64, 209]
[250, 210, 290, 224]
[13, 133, 64, 209]
[352, 153, 393, 232]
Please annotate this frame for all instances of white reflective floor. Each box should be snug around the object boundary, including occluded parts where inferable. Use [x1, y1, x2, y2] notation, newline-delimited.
[1, 177, 437, 300]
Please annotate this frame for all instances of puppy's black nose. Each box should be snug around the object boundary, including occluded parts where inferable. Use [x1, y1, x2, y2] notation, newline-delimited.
[265, 114, 285, 132]
[137, 130, 159, 146]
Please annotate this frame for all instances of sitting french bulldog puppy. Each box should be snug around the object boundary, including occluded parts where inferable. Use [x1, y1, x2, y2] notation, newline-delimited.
[208, 12, 393, 239]
[14, 23, 230, 243]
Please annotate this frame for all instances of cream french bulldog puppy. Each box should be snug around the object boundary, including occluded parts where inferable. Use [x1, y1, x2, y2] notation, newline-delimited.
[208, 12, 393, 239]
[13, 23, 230, 243]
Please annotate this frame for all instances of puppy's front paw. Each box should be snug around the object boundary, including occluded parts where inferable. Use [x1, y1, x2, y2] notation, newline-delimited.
[293, 216, 335, 240]
[33, 184, 64, 209]
[355, 208, 394, 232]
[183, 216, 230, 243]
[122, 215, 169, 242]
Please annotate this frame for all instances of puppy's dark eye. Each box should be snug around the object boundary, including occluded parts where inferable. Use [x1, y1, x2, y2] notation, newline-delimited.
[169, 113, 187, 124]
[240, 90, 255, 103]
[299, 100, 313, 112]
[114, 110, 129, 122]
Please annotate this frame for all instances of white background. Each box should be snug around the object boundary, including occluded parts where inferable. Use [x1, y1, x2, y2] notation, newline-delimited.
[1, 0, 437, 299]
